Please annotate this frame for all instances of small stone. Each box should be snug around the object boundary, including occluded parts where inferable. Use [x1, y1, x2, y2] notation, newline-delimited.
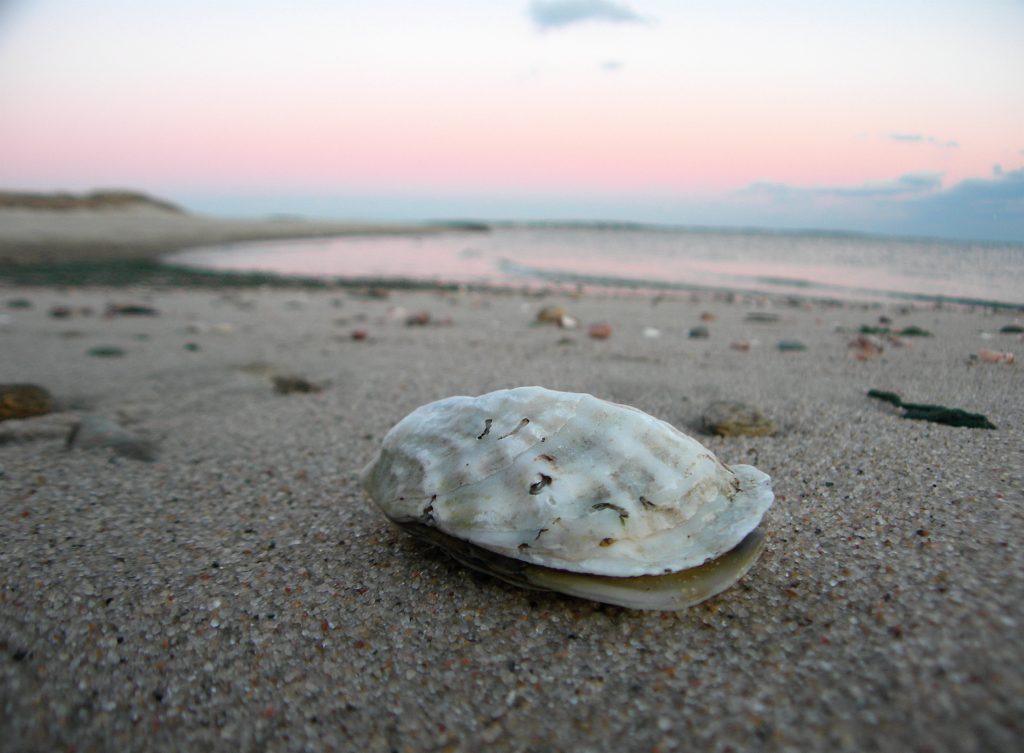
[699, 311, 716, 322]
[977, 349, 1015, 365]
[87, 346, 126, 358]
[848, 334, 883, 360]
[5, 298, 32, 309]
[49, 306, 73, 319]
[730, 340, 752, 352]
[480, 722, 504, 745]
[0, 384, 54, 421]
[688, 325, 710, 339]
[351, 329, 368, 341]
[186, 322, 234, 335]
[105, 303, 159, 317]
[776, 339, 807, 352]
[405, 311, 432, 326]
[702, 401, 776, 437]
[273, 376, 323, 394]
[998, 324, 1023, 334]
[587, 322, 612, 339]
[67, 415, 159, 461]
[183, 342, 200, 352]
[536, 305, 567, 324]
[558, 314, 579, 329]
[642, 327, 661, 339]
[745, 312, 779, 323]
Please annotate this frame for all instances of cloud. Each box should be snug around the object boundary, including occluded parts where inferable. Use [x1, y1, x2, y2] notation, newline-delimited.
[888, 132, 959, 148]
[745, 172, 943, 201]
[896, 167, 1024, 241]
[601, 60, 624, 72]
[741, 169, 1024, 242]
[528, 1, 646, 30]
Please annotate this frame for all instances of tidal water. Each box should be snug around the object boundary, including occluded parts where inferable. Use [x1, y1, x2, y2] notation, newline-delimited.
[166, 224, 1024, 307]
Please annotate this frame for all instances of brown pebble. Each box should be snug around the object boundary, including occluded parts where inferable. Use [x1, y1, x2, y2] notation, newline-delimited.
[730, 340, 752, 352]
[536, 305, 567, 324]
[0, 384, 54, 421]
[273, 376, 323, 394]
[702, 401, 776, 437]
[978, 349, 1015, 364]
[700, 311, 716, 322]
[406, 311, 431, 326]
[588, 322, 612, 339]
[351, 329, 368, 341]
[848, 334, 884, 360]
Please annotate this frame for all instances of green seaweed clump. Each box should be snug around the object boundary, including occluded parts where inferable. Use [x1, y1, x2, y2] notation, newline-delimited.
[897, 326, 932, 337]
[867, 389, 995, 430]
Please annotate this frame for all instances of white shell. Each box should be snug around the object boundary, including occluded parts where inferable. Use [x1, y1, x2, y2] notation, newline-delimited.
[361, 387, 773, 578]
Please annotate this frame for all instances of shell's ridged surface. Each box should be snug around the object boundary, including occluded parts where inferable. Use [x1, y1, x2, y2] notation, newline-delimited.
[361, 387, 774, 578]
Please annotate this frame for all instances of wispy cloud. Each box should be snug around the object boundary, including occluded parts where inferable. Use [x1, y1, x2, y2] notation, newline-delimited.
[745, 172, 943, 201]
[888, 132, 959, 148]
[528, 1, 647, 30]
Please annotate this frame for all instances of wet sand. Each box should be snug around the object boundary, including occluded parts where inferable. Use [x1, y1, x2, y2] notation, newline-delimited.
[1, 214, 1022, 752]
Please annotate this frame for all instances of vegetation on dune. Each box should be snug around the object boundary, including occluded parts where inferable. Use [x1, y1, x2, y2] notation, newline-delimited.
[0, 190, 182, 212]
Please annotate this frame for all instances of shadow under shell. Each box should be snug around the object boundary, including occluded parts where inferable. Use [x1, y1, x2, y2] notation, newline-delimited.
[397, 521, 768, 611]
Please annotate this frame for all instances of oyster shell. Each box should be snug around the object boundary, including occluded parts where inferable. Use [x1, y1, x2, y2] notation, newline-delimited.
[361, 387, 773, 610]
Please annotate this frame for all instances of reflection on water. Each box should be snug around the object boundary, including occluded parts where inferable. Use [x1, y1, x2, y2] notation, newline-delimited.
[166, 225, 1024, 307]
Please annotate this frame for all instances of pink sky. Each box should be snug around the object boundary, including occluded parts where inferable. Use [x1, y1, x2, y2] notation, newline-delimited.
[1, 1, 1022, 239]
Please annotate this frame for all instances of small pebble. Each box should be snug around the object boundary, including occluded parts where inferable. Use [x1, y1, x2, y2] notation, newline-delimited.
[745, 312, 779, 323]
[848, 334, 884, 360]
[105, 303, 159, 317]
[977, 349, 1015, 365]
[536, 305, 567, 324]
[0, 384, 54, 421]
[87, 346, 126, 358]
[66, 415, 159, 462]
[702, 401, 777, 437]
[777, 339, 807, 352]
[587, 322, 612, 339]
[273, 376, 323, 394]
[688, 325, 710, 339]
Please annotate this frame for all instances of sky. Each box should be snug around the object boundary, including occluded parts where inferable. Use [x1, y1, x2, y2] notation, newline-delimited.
[1, 0, 1022, 241]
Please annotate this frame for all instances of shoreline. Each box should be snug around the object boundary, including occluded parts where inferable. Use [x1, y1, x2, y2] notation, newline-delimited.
[3, 206, 1020, 313]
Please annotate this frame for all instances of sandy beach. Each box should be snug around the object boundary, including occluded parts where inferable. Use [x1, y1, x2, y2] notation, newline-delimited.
[1, 211, 1022, 752]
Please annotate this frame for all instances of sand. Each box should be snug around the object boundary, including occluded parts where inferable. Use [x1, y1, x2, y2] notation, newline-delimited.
[1, 214, 1022, 752]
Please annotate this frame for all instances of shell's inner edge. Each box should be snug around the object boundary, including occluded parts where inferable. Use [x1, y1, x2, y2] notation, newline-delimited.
[398, 521, 768, 611]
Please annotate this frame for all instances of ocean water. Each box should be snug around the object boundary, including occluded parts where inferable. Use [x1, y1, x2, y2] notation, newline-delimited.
[167, 225, 1024, 307]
